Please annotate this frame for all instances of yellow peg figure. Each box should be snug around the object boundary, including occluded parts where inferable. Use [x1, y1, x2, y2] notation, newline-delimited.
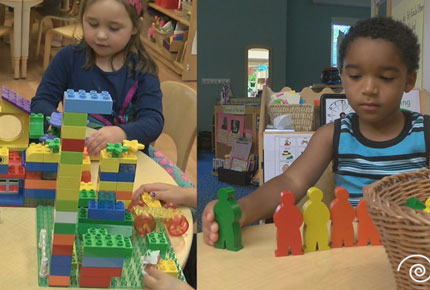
[424, 197, 430, 213]
[302, 187, 331, 252]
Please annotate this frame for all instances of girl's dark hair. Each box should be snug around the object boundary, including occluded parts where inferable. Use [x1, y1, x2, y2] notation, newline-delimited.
[77, 0, 158, 76]
[338, 16, 419, 73]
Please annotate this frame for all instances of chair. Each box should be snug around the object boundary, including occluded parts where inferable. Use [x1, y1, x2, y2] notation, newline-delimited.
[155, 81, 197, 172]
[43, 23, 82, 70]
[0, 26, 14, 72]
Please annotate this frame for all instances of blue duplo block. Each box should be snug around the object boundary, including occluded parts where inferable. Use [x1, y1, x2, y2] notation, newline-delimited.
[98, 171, 118, 182]
[25, 162, 58, 172]
[51, 255, 72, 265]
[87, 200, 125, 221]
[117, 164, 136, 182]
[0, 193, 24, 205]
[49, 262, 72, 276]
[63, 89, 113, 114]
[23, 188, 55, 199]
[81, 256, 124, 268]
[0, 164, 8, 174]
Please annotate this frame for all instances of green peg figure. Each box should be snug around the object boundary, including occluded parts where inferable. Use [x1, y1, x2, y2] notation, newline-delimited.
[213, 186, 243, 251]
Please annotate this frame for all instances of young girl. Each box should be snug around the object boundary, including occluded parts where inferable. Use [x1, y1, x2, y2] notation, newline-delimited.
[202, 16, 425, 246]
[30, 0, 163, 156]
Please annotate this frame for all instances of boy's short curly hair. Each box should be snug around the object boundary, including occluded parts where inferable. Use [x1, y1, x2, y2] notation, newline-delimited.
[338, 17, 420, 73]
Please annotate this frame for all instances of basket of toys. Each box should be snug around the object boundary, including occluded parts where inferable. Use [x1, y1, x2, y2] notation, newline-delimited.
[363, 169, 430, 290]
[154, 27, 173, 48]
[268, 103, 314, 131]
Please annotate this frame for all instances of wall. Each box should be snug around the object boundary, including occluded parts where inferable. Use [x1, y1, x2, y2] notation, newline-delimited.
[422, 1, 430, 92]
[197, 0, 288, 132]
[285, 0, 370, 90]
[197, 0, 370, 132]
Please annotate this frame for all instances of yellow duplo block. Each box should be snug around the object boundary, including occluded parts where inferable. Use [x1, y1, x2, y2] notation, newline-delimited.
[141, 192, 162, 208]
[116, 182, 134, 192]
[56, 188, 80, 201]
[57, 176, 82, 190]
[97, 180, 117, 191]
[26, 143, 47, 162]
[58, 164, 83, 177]
[61, 124, 86, 139]
[0, 147, 9, 164]
[43, 147, 60, 163]
[99, 150, 120, 172]
[82, 155, 91, 172]
[157, 260, 178, 278]
[118, 152, 137, 164]
[80, 182, 95, 191]
[118, 199, 131, 208]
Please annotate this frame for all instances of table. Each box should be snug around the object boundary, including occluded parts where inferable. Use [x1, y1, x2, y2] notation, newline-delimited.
[0, 130, 193, 289]
[197, 223, 396, 290]
[0, 0, 42, 79]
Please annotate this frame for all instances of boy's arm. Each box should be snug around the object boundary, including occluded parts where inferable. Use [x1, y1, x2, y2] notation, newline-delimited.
[118, 73, 164, 144]
[30, 46, 72, 116]
[238, 123, 335, 226]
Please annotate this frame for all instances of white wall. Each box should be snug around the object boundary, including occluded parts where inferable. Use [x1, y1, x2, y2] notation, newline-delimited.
[423, 0, 430, 92]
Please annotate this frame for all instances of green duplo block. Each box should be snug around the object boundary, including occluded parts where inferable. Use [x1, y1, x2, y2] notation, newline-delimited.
[78, 189, 97, 207]
[82, 228, 132, 257]
[53, 222, 76, 234]
[62, 112, 88, 126]
[60, 151, 84, 165]
[56, 199, 78, 212]
[146, 232, 168, 256]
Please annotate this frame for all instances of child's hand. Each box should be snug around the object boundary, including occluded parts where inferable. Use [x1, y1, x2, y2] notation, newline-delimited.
[86, 126, 126, 156]
[202, 200, 219, 246]
[142, 266, 194, 290]
[133, 183, 197, 209]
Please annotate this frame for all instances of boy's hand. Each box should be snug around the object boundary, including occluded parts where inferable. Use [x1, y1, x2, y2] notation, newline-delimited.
[142, 266, 194, 290]
[202, 200, 219, 246]
[86, 126, 126, 156]
[133, 183, 197, 209]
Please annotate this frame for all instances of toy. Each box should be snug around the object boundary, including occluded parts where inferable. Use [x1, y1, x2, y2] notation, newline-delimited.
[213, 186, 243, 251]
[273, 190, 303, 256]
[330, 187, 355, 248]
[302, 187, 330, 252]
[356, 199, 381, 246]
[404, 197, 426, 210]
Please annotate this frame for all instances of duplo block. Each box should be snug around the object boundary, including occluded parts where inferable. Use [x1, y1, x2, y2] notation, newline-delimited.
[78, 189, 97, 207]
[88, 200, 125, 221]
[61, 124, 86, 139]
[63, 89, 113, 114]
[146, 232, 168, 256]
[57, 163, 83, 178]
[82, 228, 132, 257]
[56, 188, 80, 201]
[62, 112, 88, 126]
[61, 138, 86, 152]
[25, 162, 58, 172]
[59, 151, 84, 165]
[81, 256, 124, 268]
[55, 199, 78, 212]
[157, 259, 178, 278]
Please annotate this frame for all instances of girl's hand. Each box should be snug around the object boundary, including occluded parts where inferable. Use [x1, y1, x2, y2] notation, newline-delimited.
[202, 200, 219, 246]
[142, 266, 194, 290]
[133, 183, 196, 209]
[86, 126, 126, 156]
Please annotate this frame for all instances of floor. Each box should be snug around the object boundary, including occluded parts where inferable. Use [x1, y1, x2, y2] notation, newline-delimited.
[0, 22, 197, 185]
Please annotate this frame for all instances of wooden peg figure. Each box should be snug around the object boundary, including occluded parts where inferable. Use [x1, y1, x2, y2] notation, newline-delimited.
[302, 187, 330, 252]
[273, 190, 303, 256]
[330, 187, 355, 248]
[356, 199, 381, 246]
[213, 186, 243, 251]
[424, 197, 430, 213]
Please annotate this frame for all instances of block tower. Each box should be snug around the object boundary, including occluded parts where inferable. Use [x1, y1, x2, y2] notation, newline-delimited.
[49, 89, 113, 286]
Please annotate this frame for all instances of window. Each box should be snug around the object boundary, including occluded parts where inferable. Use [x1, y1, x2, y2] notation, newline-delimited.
[247, 48, 270, 98]
[331, 17, 360, 67]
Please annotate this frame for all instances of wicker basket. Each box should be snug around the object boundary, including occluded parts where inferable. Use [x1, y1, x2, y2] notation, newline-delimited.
[268, 103, 314, 131]
[364, 169, 430, 290]
[154, 27, 173, 48]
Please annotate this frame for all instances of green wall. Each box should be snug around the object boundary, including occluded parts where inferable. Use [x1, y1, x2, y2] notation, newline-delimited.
[197, 0, 370, 132]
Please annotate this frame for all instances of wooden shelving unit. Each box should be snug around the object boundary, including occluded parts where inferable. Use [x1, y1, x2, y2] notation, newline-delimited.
[141, 1, 196, 81]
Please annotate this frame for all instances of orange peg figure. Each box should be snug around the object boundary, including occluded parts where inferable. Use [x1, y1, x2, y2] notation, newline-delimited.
[273, 190, 303, 257]
[330, 187, 355, 248]
[356, 198, 381, 246]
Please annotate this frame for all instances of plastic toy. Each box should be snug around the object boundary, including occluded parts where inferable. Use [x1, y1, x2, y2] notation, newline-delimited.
[302, 187, 330, 252]
[213, 186, 243, 251]
[273, 190, 303, 256]
[404, 197, 426, 210]
[356, 199, 381, 246]
[330, 187, 355, 248]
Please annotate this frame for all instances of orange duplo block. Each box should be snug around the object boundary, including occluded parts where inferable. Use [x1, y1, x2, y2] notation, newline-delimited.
[52, 234, 75, 246]
[115, 191, 132, 200]
[24, 179, 56, 189]
[48, 275, 70, 286]
[330, 187, 355, 248]
[51, 244, 73, 256]
[61, 138, 86, 152]
[25, 171, 42, 180]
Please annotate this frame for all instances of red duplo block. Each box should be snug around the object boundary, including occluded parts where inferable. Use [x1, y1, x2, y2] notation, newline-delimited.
[51, 244, 73, 256]
[81, 171, 91, 183]
[61, 138, 86, 152]
[80, 266, 122, 277]
[79, 274, 110, 288]
[9, 150, 21, 164]
[25, 171, 42, 179]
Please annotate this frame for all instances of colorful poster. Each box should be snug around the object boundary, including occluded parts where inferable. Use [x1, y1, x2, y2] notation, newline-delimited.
[227, 115, 244, 146]
[216, 112, 229, 144]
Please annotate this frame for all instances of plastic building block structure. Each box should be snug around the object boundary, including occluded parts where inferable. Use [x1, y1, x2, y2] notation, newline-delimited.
[29, 113, 44, 139]
[63, 89, 113, 114]
[213, 186, 243, 251]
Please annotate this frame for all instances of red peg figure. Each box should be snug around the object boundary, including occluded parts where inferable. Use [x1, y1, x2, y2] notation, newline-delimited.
[356, 198, 381, 246]
[213, 186, 243, 251]
[330, 187, 355, 248]
[273, 190, 303, 256]
[302, 187, 331, 252]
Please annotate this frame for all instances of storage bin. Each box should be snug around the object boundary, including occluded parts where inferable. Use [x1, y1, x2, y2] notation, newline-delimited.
[268, 103, 314, 131]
